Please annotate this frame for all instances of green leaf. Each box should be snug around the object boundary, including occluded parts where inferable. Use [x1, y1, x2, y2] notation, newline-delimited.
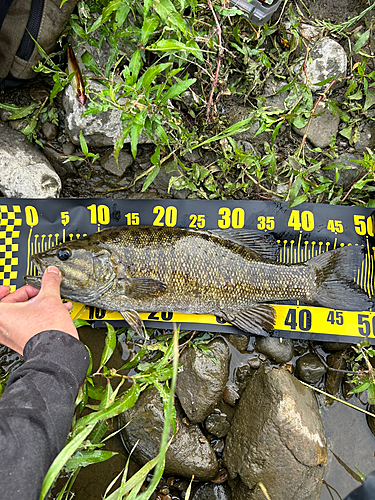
[99, 323, 117, 368]
[142, 165, 160, 191]
[73, 319, 90, 328]
[339, 125, 352, 140]
[129, 49, 142, 81]
[39, 424, 96, 499]
[137, 62, 171, 92]
[65, 450, 117, 471]
[8, 102, 40, 120]
[102, 0, 122, 22]
[161, 78, 196, 104]
[367, 384, 375, 405]
[350, 381, 371, 394]
[79, 130, 89, 156]
[141, 15, 160, 46]
[348, 89, 363, 100]
[74, 383, 141, 431]
[81, 51, 101, 76]
[150, 39, 204, 58]
[364, 91, 375, 111]
[354, 29, 370, 52]
[290, 194, 307, 207]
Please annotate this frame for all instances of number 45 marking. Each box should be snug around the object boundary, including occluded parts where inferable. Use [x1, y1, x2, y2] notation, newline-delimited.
[327, 311, 343, 325]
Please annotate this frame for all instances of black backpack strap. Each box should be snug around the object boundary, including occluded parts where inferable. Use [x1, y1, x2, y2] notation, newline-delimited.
[0, 0, 14, 30]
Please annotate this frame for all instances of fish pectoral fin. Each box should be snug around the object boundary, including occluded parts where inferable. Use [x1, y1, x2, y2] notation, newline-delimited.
[209, 229, 279, 261]
[222, 304, 276, 336]
[120, 309, 146, 337]
[117, 277, 167, 300]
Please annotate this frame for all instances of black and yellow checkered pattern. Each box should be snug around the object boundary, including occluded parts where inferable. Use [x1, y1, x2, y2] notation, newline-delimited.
[0, 205, 22, 291]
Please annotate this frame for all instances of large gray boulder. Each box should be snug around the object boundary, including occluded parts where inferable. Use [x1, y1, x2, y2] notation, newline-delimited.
[119, 387, 218, 481]
[223, 365, 327, 500]
[0, 125, 61, 198]
[175, 338, 230, 423]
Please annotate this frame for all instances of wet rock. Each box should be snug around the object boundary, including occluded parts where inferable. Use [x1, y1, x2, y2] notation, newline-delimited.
[296, 353, 327, 384]
[100, 149, 134, 177]
[293, 102, 340, 148]
[63, 82, 153, 147]
[254, 337, 294, 364]
[322, 342, 353, 352]
[0, 126, 61, 197]
[205, 411, 231, 438]
[150, 160, 190, 199]
[223, 385, 240, 406]
[42, 121, 58, 140]
[299, 23, 321, 46]
[263, 78, 288, 111]
[354, 123, 375, 153]
[225, 334, 249, 352]
[224, 366, 327, 500]
[42, 146, 76, 178]
[192, 483, 232, 500]
[176, 339, 230, 424]
[119, 387, 218, 481]
[297, 38, 347, 91]
[325, 351, 347, 396]
[324, 154, 363, 187]
[211, 439, 225, 455]
[62, 141, 76, 156]
[248, 357, 261, 369]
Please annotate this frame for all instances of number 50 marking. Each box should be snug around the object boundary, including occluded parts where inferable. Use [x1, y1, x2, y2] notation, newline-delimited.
[357, 314, 375, 337]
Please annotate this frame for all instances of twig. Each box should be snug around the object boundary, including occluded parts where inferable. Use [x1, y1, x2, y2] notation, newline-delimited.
[206, 0, 222, 122]
[299, 380, 375, 418]
[296, 78, 337, 159]
[246, 174, 284, 198]
[340, 170, 370, 204]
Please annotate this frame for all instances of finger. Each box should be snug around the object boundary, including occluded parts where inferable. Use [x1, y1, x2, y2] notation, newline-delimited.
[38, 266, 62, 299]
[64, 302, 73, 311]
[1, 285, 40, 304]
[0, 286, 10, 300]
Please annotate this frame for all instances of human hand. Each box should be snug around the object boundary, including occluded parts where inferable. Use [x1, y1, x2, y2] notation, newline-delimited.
[0, 266, 79, 354]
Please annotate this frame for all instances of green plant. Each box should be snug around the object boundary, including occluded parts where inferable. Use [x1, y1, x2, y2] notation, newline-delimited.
[38, 323, 181, 500]
[348, 339, 375, 405]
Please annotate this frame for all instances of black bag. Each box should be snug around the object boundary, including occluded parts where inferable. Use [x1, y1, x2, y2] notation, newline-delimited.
[0, 0, 78, 89]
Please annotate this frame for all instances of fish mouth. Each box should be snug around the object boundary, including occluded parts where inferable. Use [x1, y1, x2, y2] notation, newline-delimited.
[23, 257, 48, 289]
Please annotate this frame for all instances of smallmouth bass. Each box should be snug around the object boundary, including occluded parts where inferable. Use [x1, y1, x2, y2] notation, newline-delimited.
[24, 226, 373, 336]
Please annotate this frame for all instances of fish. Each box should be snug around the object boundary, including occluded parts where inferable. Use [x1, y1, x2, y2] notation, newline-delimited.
[24, 226, 373, 336]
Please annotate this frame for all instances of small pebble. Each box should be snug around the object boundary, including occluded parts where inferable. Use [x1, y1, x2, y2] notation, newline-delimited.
[248, 357, 261, 369]
[63, 141, 76, 155]
[296, 353, 326, 384]
[0, 109, 12, 121]
[255, 337, 294, 364]
[211, 438, 225, 454]
[222, 385, 239, 406]
[42, 121, 58, 140]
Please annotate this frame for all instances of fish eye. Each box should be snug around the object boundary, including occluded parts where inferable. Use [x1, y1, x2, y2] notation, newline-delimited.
[57, 248, 71, 261]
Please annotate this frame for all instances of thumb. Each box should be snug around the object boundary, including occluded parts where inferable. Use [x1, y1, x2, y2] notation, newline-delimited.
[39, 266, 62, 298]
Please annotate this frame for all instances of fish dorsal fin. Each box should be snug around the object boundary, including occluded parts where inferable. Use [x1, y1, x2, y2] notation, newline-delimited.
[117, 277, 167, 300]
[120, 309, 145, 337]
[209, 229, 279, 261]
[221, 304, 276, 336]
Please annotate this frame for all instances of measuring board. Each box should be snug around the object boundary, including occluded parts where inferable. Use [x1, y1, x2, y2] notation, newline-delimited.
[0, 199, 374, 343]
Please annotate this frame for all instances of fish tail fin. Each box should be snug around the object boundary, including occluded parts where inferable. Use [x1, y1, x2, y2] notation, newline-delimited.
[307, 245, 373, 311]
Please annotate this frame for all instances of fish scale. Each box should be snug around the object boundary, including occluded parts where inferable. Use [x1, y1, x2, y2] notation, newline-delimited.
[24, 226, 373, 336]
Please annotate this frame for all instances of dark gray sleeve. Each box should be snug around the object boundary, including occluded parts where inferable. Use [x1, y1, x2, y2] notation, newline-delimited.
[0, 330, 90, 500]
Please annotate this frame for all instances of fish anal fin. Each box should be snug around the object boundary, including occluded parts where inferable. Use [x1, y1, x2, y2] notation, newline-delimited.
[222, 304, 276, 336]
[117, 277, 167, 300]
[209, 229, 279, 261]
[120, 309, 145, 337]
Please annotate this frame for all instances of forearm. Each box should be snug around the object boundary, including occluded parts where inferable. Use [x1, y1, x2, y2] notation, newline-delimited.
[0, 330, 89, 500]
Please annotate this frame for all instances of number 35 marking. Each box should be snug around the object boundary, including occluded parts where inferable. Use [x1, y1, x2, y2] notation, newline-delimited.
[257, 216, 275, 231]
